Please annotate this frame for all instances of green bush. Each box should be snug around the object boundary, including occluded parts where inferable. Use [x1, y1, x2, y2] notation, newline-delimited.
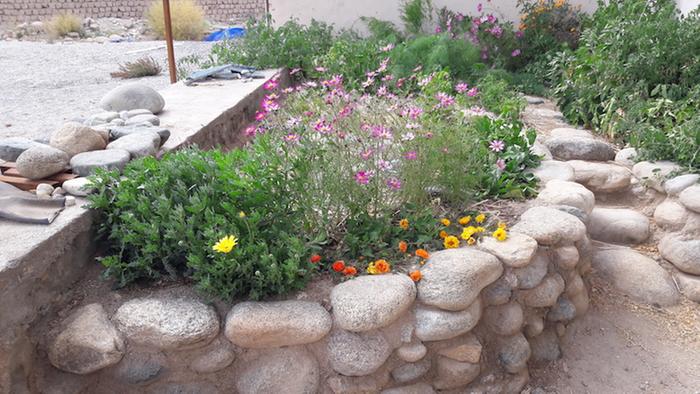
[389, 34, 482, 80]
[88, 146, 316, 300]
[400, 0, 433, 35]
[316, 35, 385, 91]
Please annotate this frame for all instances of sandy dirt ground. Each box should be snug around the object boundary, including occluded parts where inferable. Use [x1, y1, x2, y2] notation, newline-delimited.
[0, 40, 213, 140]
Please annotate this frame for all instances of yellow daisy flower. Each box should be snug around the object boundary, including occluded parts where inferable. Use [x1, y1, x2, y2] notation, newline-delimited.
[399, 218, 409, 230]
[475, 213, 486, 223]
[467, 237, 476, 245]
[458, 216, 471, 225]
[440, 218, 451, 226]
[492, 228, 508, 241]
[444, 235, 460, 249]
[213, 235, 238, 253]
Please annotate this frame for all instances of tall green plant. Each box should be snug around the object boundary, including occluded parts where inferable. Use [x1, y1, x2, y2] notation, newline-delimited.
[400, 0, 433, 34]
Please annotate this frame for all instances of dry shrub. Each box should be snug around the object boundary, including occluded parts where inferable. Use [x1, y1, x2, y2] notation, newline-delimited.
[146, 0, 207, 40]
[110, 56, 163, 79]
[46, 13, 83, 38]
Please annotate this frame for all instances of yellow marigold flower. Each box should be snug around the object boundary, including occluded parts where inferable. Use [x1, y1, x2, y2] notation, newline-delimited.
[399, 218, 409, 230]
[476, 226, 486, 233]
[458, 216, 471, 225]
[554, 0, 565, 8]
[467, 237, 476, 245]
[439, 230, 448, 239]
[367, 262, 378, 275]
[460, 226, 476, 240]
[440, 218, 451, 226]
[444, 235, 460, 249]
[493, 228, 508, 241]
[498, 222, 507, 229]
[475, 213, 486, 223]
[213, 235, 238, 253]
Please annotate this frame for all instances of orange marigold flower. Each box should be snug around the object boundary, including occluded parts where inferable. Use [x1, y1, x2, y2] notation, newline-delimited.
[310, 254, 322, 264]
[439, 230, 448, 239]
[409, 270, 422, 282]
[458, 215, 471, 225]
[440, 218, 451, 226]
[343, 266, 357, 276]
[398, 241, 408, 253]
[374, 259, 391, 273]
[415, 248, 430, 259]
[467, 237, 476, 245]
[444, 235, 459, 249]
[332, 260, 346, 272]
[399, 218, 409, 230]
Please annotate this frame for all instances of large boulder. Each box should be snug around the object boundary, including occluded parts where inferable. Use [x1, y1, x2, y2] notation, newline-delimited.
[327, 329, 392, 376]
[331, 274, 415, 332]
[592, 246, 680, 306]
[544, 136, 615, 161]
[414, 298, 482, 341]
[675, 272, 700, 303]
[567, 160, 631, 193]
[99, 83, 165, 114]
[658, 234, 700, 275]
[478, 232, 538, 268]
[48, 304, 125, 374]
[224, 300, 331, 348]
[527, 160, 575, 183]
[49, 122, 106, 158]
[632, 161, 682, 192]
[511, 206, 586, 245]
[535, 179, 595, 214]
[653, 199, 689, 231]
[588, 207, 650, 244]
[69, 149, 131, 176]
[664, 174, 699, 196]
[679, 184, 700, 213]
[615, 147, 637, 167]
[417, 248, 502, 311]
[113, 297, 219, 349]
[0, 137, 41, 161]
[106, 131, 160, 158]
[15, 144, 69, 179]
[237, 347, 319, 394]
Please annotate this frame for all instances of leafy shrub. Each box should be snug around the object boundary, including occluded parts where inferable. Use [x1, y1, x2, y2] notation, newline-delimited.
[315, 35, 385, 91]
[208, 17, 334, 79]
[400, 0, 433, 35]
[46, 13, 82, 38]
[88, 146, 316, 300]
[389, 34, 482, 80]
[360, 17, 404, 43]
[110, 56, 162, 79]
[146, 0, 207, 40]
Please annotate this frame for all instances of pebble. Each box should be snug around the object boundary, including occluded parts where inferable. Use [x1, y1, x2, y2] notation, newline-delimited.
[35, 183, 54, 197]
[62, 177, 95, 196]
[397, 341, 427, 362]
[124, 114, 160, 126]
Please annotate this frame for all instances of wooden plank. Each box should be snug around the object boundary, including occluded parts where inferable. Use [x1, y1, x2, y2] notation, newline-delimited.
[0, 175, 59, 191]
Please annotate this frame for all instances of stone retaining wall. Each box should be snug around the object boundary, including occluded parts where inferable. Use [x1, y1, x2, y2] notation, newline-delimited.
[35, 204, 593, 393]
[0, 0, 266, 25]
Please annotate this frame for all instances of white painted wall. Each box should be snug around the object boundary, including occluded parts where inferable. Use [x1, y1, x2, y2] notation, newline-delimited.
[677, 0, 700, 14]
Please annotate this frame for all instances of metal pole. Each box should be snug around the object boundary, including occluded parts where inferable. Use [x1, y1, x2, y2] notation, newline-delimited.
[162, 0, 177, 83]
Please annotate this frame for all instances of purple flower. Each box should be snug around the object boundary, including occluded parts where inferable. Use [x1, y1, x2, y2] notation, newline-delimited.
[244, 126, 258, 137]
[490, 25, 503, 38]
[354, 171, 373, 185]
[313, 118, 333, 133]
[263, 77, 279, 90]
[515, 30, 524, 39]
[511, 49, 521, 57]
[455, 82, 469, 94]
[489, 140, 505, 152]
[386, 177, 402, 190]
[496, 158, 506, 171]
[284, 133, 300, 143]
[315, 66, 327, 72]
[435, 26, 442, 34]
[360, 149, 373, 160]
[477, 3, 483, 12]
[467, 87, 479, 97]
[380, 43, 395, 52]
[435, 92, 455, 108]
[404, 151, 418, 160]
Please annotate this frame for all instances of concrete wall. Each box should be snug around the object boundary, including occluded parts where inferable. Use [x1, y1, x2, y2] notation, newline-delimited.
[0, 0, 267, 25]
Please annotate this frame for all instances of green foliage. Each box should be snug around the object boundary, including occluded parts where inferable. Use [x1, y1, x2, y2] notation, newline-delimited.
[476, 72, 527, 120]
[361, 17, 404, 43]
[400, 0, 433, 35]
[316, 36, 385, 91]
[88, 146, 317, 300]
[389, 34, 482, 80]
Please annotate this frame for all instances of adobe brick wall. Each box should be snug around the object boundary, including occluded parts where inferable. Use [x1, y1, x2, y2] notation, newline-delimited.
[0, 0, 267, 25]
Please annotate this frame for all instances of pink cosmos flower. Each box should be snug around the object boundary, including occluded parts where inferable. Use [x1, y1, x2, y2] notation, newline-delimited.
[360, 149, 373, 160]
[284, 133, 300, 143]
[405, 123, 420, 130]
[380, 43, 395, 52]
[418, 74, 433, 87]
[456, 82, 469, 94]
[396, 78, 405, 88]
[362, 77, 375, 88]
[511, 49, 521, 57]
[337, 104, 354, 118]
[286, 117, 301, 127]
[304, 81, 318, 88]
[263, 78, 279, 90]
[487, 14, 496, 23]
[515, 30, 524, 38]
[467, 87, 479, 97]
[282, 87, 294, 94]
[477, 3, 483, 12]
[377, 85, 388, 97]
[377, 160, 392, 171]
[289, 68, 302, 75]
[386, 177, 402, 190]
[321, 74, 343, 88]
[313, 118, 333, 134]
[315, 66, 327, 72]
[254, 111, 266, 121]
[435, 26, 442, 34]
[435, 92, 455, 108]
[404, 151, 418, 160]
[496, 158, 506, 171]
[490, 25, 503, 38]
[371, 125, 393, 140]
[261, 99, 279, 112]
[244, 125, 257, 137]
[354, 171, 373, 185]
[456, 13, 465, 22]
[489, 140, 505, 152]
[382, 74, 394, 82]
[376, 58, 390, 73]
[401, 132, 416, 141]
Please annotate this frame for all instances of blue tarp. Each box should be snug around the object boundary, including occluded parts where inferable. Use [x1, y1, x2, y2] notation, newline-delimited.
[204, 27, 246, 41]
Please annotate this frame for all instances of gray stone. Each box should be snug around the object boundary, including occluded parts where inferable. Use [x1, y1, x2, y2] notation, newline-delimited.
[481, 273, 516, 306]
[0, 137, 40, 161]
[570, 288, 590, 317]
[588, 207, 650, 244]
[536, 179, 595, 214]
[520, 273, 565, 308]
[511, 206, 587, 245]
[100, 83, 166, 114]
[414, 298, 482, 341]
[547, 296, 576, 321]
[126, 109, 154, 118]
[115, 352, 163, 384]
[567, 160, 631, 193]
[331, 274, 415, 332]
[681, 211, 700, 236]
[633, 161, 682, 192]
[531, 140, 553, 160]
[48, 304, 124, 374]
[328, 369, 390, 394]
[483, 301, 523, 336]
[524, 315, 544, 338]
[49, 122, 106, 158]
[110, 118, 126, 126]
[62, 177, 95, 196]
[328, 329, 391, 376]
[417, 248, 502, 311]
[106, 131, 160, 158]
[524, 96, 545, 104]
[545, 136, 615, 161]
[615, 147, 637, 167]
[224, 300, 331, 348]
[110, 125, 171, 145]
[664, 174, 699, 196]
[496, 333, 531, 373]
[679, 184, 700, 213]
[113, 297, 220, 349]
[513, 249, 549, 290]
[89, 111, 120, 123]
[433, 356, 480, 390]
[124, 114, 160, 126]
[552, 205, 589, 224]
[675, 272, 700, 303]
[152, 382, 219, 394]
[397, 341, 427, 362]
[653, 199, 689, 231]
[35, 183, 54, 197]
[552, 245, 579, 270]
[65, 195, 76, 206]
[51, 186, 65, 196]
[658, 234, 700, 275]
[189, 341, 235, 373]
[69, 149, 131, 176]
[528, 329, 561, 362]
[528, 160, 575, 183]
[391, 359, 431, 383]
[478, 232, 538, 268]
[549, 127, 594, 139]
[592, 246, 680, 306]
[381, 383, 436, 394]
[15, 145, 69, 179]
[237, 347, 319, 394]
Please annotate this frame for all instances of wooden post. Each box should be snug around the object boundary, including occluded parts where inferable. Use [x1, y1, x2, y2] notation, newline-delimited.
[162, 0, 177, 83]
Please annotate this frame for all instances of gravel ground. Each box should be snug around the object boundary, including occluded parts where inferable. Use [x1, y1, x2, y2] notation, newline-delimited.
[0, 40, 214, 140]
